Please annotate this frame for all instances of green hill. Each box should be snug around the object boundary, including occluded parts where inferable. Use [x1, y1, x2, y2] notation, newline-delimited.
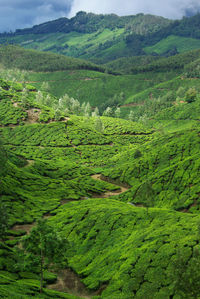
[144, 35, 200, 55]
[0, 45, 108, 73]
[2, 12, 200, 63]
[2, 45, 200, 125]
[0, 12, 178, 63]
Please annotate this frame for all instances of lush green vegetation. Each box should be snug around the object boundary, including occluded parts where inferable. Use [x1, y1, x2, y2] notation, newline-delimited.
[2, 12, 200, 64]
[0, 45, 108, 73]
[144, 35, 200, 55]
[0, 12, 172, 62]
[1, 13, 200, 297]
[48, 199, 200, 298]
[2, 46, 200, 121]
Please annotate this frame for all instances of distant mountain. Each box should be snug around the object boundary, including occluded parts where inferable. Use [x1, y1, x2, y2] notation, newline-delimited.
[1, 12, 200, 63]
[13, 11, 171, 35]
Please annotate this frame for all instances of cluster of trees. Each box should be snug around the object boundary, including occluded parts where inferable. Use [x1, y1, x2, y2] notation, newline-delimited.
[34, 85, 124, 121]
[17, 219, 69, 293]
[0, 212, 69, 293]
[126, 86, 198, 122]
[125, 14, 200, 56]
[12, 11, 170, 36]
[0, 66, 29, 84]
[130, 49, 200, 74]
[99, 92, 125, 113]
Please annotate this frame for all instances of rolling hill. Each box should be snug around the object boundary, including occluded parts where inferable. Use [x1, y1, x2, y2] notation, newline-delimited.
[0, 73, 200, 298]
[2, 45, 200, 121]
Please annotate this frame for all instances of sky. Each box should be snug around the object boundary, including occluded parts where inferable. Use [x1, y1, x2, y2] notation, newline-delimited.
[0, 0, 200, 32]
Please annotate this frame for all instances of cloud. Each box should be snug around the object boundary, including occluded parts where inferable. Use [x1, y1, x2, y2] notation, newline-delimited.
[1, 0, 200, 32]
[0, 0, 71, 32]
[69, 0, 200, 19]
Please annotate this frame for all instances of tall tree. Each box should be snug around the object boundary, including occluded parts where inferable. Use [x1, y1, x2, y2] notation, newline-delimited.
[22, 219, 69, 293]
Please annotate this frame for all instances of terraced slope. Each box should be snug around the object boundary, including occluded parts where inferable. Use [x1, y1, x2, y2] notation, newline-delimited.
[0, 77, 200, 298]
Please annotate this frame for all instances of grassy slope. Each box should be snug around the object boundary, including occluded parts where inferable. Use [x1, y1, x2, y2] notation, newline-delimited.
[0, 45, 107, 73]
[26, 70, 175, 106]
[0, 30, 127, 63]
[144, 35, 200, 55]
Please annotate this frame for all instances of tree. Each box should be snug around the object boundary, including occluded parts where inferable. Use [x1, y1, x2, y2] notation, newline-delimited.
[71, 98, 81, 115]
[84, 102, 91, 117]
[103, 107, 113, 117]
[114, 107, 121, 118]
[185, 87, 197, 103]
[43, 94, 53, 107]
[136, 180, 155, 215]
[95, 117, 104, 133]
[21, 88, 30, 109]
[92, 107, 99, 117]
[54, 109, 62, 121]
[35, 91, 44, 105]
[128, 110, 135, 122]
[176, 86, 185, 98]
[59, 94, 71, 111]
[21, 219, 69, 293]
[41, 82, 50, 93]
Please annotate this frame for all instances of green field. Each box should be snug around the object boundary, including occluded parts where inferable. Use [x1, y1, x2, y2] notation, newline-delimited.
[144, 35, 200, 55]
[0, 29, 126, 63]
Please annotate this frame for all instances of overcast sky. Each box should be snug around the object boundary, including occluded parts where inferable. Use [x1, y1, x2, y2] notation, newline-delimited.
[0, 0, 200, 32]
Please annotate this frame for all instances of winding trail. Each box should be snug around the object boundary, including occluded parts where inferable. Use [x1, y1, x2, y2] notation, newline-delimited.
[91, 174, 129, 197]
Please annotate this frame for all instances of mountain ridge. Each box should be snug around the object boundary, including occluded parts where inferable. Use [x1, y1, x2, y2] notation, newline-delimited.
[3, 11, 171, 35]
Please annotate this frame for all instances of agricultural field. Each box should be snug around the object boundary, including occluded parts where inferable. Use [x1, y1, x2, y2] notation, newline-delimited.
[144, 35, 200, 55]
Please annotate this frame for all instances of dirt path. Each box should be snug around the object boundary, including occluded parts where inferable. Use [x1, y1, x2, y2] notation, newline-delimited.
[12, 223, 35, 234]
[24, 108, 41, 124]
[91, 174, 129, 197]
[24, 160, 35, 167]
[120, 102, 144, 108]
[48, 269, 94, 299]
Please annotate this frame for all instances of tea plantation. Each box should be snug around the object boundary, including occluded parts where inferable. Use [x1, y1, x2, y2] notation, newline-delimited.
[0, 70, 200, 299]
